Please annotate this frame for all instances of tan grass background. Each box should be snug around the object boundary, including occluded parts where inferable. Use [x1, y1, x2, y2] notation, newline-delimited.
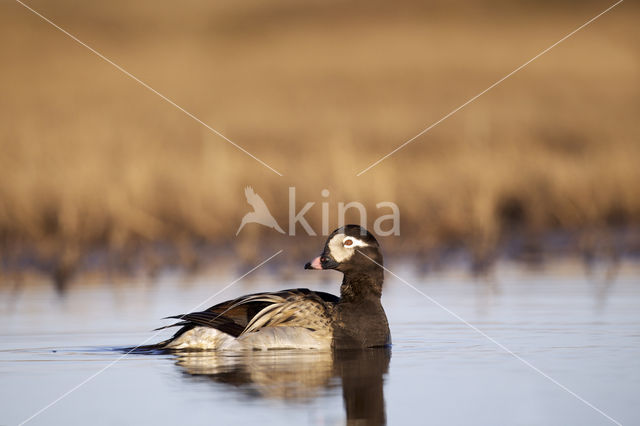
[1, 0, 639, 278]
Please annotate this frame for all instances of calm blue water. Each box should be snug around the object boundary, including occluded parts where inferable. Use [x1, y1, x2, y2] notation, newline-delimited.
[1, 260, 639, 425]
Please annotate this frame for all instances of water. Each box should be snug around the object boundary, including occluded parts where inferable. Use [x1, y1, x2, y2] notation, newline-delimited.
[1, 261, 639, 425]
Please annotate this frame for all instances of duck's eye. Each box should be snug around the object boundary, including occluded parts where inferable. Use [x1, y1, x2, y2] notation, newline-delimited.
[344, 238, 354, 247]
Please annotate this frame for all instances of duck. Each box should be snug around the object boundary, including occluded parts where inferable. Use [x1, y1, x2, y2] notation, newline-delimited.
[148, 225, 390, 350]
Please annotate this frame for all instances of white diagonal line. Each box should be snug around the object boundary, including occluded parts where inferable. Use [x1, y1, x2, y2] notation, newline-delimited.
[14, 0, 283, 177]
[356, 0, 624, 176]
[18, 249, 284, 426]
[357, 251, 623, 426]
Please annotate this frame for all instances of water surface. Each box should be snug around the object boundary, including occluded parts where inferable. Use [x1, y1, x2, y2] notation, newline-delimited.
[1, 261, 639, 425]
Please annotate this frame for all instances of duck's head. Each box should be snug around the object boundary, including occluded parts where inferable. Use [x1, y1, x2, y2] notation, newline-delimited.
[305, 225, 383, 274]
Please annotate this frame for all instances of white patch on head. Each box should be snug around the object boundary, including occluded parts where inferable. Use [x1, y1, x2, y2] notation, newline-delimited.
[327, 233, 369, 262]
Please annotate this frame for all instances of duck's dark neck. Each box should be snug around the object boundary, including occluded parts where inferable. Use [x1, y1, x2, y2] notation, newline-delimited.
[339, 268, 384, 303]
[334, 266, 390, 349]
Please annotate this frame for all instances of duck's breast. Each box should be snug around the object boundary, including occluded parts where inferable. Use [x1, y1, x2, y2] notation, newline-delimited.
[166, 326, 332, 350]
[237, 326, 332, 350]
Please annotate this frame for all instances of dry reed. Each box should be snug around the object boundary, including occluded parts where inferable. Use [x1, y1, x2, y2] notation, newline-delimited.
[1, 0, 638, 281]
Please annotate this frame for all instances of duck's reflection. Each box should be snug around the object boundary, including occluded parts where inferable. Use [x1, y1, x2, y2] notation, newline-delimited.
[175, 347, 391, 424]
[176, 350, 336, 400]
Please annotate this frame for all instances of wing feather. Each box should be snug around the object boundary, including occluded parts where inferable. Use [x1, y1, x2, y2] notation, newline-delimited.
[161, 288, 337, 343]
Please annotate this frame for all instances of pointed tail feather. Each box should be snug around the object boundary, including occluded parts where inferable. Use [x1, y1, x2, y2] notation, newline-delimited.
[120, 338, 174, 354]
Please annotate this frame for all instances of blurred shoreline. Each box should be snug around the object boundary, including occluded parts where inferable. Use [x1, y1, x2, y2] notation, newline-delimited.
[1, 227, 638, 290]
[1, 1, 638, 287]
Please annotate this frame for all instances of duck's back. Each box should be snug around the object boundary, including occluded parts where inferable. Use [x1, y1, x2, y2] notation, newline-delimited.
[161, 288, 339, 350]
